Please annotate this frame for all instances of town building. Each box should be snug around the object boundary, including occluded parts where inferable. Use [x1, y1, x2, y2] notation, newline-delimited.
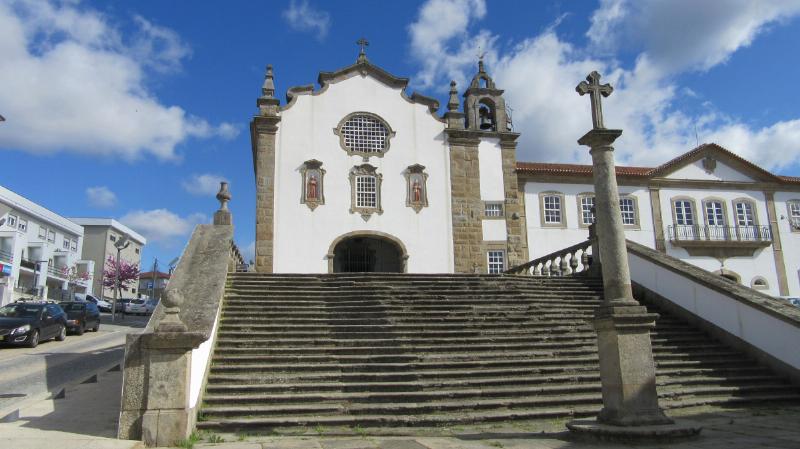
[249, 51, 800, 298]
[69, 218, 146, 300]
[0, 185, 94, 305]
[137, 270, 170, 301]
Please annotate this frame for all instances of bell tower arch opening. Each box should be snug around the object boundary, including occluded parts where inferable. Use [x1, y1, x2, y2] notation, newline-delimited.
[327, 231, 408, 273]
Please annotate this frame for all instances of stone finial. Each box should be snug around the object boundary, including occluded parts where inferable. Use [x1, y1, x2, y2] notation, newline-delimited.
[214, 182, 233, 226]
[576, 71, 614, 129]
[157, 289, 187, 332]
[261, 65, 275, 98]
[216, 181, 231, 210]
[478, 53, 485, 73]
[447, 80, 459, 112]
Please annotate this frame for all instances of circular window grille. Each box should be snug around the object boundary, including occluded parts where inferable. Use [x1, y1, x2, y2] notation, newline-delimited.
[341, 115, 389, 153]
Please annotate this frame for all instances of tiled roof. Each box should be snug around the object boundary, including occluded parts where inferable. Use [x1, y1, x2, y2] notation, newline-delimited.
[517, 143, 796, 184]
[516, 162, 652, 177]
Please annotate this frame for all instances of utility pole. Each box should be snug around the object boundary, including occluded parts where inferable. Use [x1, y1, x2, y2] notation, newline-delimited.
[151, 258, 158, 300]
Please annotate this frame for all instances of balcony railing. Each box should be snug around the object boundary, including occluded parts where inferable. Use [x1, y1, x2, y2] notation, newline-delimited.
[0, 249, 12, 262]
[20, 258, 36, 270]
[48, 265, 67, 278]
[668, 225, 772, 243]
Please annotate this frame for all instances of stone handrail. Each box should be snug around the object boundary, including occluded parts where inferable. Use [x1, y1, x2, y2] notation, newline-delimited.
[505, 239, 594, 276]
[626, 239, 800, 384]
[118, 223, 238, 446]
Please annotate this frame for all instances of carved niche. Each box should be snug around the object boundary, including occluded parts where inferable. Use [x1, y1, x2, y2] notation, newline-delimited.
[349, 164, 383, 221]
[404, 164, 429, 213]
[300, 159, 325, 211]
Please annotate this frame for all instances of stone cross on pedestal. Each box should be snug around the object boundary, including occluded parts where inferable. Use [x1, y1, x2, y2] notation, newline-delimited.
[576, 71, 613, 129]
[356, 37, 369, 62]
[566, 71, 700, 441]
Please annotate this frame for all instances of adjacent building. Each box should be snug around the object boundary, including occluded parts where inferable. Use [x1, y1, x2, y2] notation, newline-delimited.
[70, 218, 146, 301]
[0, 186, 94, 305]
[137, 270, 170, 301]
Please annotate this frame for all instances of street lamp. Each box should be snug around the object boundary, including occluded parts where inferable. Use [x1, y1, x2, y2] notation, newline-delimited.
[111, 234, 130, 323]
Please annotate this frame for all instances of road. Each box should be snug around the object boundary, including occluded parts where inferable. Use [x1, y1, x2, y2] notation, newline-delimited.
[0, 313, 150, 413]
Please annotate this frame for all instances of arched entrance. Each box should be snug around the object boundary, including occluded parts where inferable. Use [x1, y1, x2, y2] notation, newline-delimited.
[327, 232, 407, 273]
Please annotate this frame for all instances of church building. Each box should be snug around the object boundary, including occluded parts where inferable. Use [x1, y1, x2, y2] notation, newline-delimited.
[250, 48, 800, 298]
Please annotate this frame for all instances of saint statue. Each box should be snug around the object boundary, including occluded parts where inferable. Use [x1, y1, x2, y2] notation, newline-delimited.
[307, 174, 318, 200]
[412, 179, 422, 203]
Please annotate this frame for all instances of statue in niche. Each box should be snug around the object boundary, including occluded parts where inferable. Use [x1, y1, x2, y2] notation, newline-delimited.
[404, 164, 429, 213]
[300, 160, 325, 210]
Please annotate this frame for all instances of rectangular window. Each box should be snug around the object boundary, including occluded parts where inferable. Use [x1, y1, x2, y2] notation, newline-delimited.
[674, 200, 695, 225]
[70, 240, 78, 252]
[356, 176, 377, 208]
[6, 214, 16, 227]
[110, 235, 116, 242]
[789, 201, 800, 230]
[485, 202, 504, 217]
[135, 248, 140, 254]
[18, 218, 28, 232]
[580, 196, 595, 225]
[47, 230, 56, 242]
[705, 201, 725, 226]
[63, 238, 70, 250]
[38, 226, 47, 239]
[619, 197, 636, 225]
[543, 195, 562, 224]
[487, 250, 505, 274]
[735, 202, 755, 226]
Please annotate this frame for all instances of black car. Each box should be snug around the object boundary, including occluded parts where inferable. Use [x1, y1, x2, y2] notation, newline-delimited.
[0, 302, 67, 348]
[58, 302, 101, 335]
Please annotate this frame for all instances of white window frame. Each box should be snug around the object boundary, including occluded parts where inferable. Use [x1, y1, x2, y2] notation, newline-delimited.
[63, 238, 71, 250]
[788, 200, 800, 232]
[619, 196, 637, 227]
[579, 195, 595, 226]
[704, 200, 726, 226]
[47, 230, 56, 243]
[334, 112, 395, 159]
[18, 218, 28, 232]
[673, 199, 695, 226]
[70, 240, 78, 252]
[539, 192, 565, 227]
[356, 176, 377, 208]
[349, 164, 383, 219]
[487, 250, 505, 274]
[484, 202, 504, 218]
[734, 200, 757, 226]
[6, 214, 17, 228]
[38, 226, 47, 239]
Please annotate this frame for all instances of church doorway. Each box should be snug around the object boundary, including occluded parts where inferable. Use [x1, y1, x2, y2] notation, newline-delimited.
[329, 232, 407, 273]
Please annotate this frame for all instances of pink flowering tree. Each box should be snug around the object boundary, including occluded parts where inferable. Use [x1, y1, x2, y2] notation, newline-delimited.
[102, 256, 140, 301]
[61, 264, 91, 300]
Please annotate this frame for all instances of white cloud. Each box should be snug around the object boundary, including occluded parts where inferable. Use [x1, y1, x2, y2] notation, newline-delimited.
[119, 209, 207, 244]
[282, 0, 331, 40]
[408, 0, 493, 89]
[588, 0, 800, 73]
[86, 186, 117, 208]
[240, 241, 255, 264]
[0, 0, 236, 161]
[408, 0, 800, 171]
[181, 173, 228, 196]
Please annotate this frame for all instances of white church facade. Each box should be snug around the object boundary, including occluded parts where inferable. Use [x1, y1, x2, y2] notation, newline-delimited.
[250, 51, 800, 298]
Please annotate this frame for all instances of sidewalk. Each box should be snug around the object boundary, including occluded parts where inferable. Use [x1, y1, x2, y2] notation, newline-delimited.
[1, 358, 799, 449]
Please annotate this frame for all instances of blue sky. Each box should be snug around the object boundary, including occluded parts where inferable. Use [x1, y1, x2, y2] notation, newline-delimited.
[2, 0, 800, 270]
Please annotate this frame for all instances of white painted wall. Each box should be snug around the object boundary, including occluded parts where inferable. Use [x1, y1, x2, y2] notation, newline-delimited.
[478, 138, 504, 201]
[665, 159, 755, 183]
[774, 191, 800, 296]
[658, 188, 780, 296]
[272, 75, 454, 273]
[629, 252, 800, 372]
[523, 181, 654, 258]
[189, 302, 221, 409]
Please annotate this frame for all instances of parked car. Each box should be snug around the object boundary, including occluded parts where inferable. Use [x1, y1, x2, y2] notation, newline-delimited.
[144, 299, 159, 314]
[0, 301, 67, 347]
[124, 298, 148, 315]
[58, 302, 101, 335]
[74, 293, 112, 313]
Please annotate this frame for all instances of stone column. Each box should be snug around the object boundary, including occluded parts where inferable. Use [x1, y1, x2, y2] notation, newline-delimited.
[500, 137, 529, 268]
[578, 128, 671, 426]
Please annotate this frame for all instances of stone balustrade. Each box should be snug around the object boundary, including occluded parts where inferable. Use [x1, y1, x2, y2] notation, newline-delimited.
[505, 239, 594, 277]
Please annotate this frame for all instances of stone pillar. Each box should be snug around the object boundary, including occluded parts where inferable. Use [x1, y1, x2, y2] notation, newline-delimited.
[447, 134, 485, 273]
[500, 137, 529, 267]
[252, 116, 279, 273]
[764, 191, 790, 295]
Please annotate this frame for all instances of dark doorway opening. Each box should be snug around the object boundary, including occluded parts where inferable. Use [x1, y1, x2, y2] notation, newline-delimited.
[332, 236, 404, 273]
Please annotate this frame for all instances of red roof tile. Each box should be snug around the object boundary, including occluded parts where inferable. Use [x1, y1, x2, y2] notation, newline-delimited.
[516, 161, 652, 177]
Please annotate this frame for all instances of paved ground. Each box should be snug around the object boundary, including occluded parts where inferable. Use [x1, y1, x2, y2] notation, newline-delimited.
[0, 312, 149, 412]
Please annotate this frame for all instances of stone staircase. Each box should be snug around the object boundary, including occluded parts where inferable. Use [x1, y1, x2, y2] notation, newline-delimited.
[197, 273, 800, 431]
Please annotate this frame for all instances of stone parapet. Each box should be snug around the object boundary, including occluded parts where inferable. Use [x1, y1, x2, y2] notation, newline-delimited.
[118, 224, 235, 446]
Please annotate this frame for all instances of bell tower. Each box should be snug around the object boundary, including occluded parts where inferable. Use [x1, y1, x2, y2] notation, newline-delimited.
[463, 57, 510, 133]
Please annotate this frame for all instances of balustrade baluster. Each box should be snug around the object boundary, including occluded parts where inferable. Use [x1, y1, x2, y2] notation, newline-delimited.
[561, 255, 571, 275]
